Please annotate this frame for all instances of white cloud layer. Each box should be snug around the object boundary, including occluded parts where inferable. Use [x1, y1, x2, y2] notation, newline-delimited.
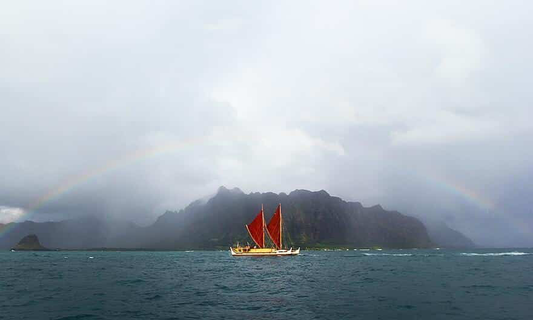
[0, 207, 25, 224]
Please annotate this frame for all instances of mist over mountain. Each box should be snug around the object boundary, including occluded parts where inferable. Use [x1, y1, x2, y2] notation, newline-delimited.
[0, 188, 475, 250]
[423, 220, 476, 249]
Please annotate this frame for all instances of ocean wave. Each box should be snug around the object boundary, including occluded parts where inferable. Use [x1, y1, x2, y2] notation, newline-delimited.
[460, 252, 530, 257]
[363, 253, 413, 257]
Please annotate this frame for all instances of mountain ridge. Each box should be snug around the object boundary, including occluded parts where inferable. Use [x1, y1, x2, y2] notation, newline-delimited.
[0, 187, 474, 249]
[120, 187, 435, 249]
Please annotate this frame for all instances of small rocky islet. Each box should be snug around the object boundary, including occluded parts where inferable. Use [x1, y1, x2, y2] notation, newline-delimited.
[11, 234, 50, 251]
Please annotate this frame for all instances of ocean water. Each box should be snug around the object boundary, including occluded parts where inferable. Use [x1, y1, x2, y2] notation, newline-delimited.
[1, 249, 532, 320]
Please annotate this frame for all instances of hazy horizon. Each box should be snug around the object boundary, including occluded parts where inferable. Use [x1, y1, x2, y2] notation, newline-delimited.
[1, 1, 532, 247]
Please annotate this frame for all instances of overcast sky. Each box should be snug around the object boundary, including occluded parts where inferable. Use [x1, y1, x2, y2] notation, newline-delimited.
[1, 1, 532, 247]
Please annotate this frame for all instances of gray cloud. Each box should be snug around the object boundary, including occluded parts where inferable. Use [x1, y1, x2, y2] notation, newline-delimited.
[1, 1, 532, 246]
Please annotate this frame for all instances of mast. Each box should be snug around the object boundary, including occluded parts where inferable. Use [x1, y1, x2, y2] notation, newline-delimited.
[266, 204, 282, 249]
[279, 203, 282, 249]
[262, 204, 265, 249]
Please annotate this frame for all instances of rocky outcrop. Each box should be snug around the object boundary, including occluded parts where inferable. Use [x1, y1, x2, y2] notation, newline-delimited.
[11, 234, 50, 251]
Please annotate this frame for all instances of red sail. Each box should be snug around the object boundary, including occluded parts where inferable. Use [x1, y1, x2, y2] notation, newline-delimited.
[245, 208, 265, 248]
[267, 204, 282, 249]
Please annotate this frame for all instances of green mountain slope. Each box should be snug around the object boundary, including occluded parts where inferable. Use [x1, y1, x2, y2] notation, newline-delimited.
[139, 187, 434, 249]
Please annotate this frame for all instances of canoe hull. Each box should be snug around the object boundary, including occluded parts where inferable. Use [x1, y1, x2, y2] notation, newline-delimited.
[230, 247, 300, 257]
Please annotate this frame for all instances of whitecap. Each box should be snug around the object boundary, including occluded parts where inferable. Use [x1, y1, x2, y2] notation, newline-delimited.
[460, 252, 530, 257]
[89, 256, 94, 259]
[363, 253, 413, 257]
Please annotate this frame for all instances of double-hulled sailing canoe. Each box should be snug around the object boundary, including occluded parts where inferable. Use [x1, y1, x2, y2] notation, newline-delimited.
[230, 204, 300, 257]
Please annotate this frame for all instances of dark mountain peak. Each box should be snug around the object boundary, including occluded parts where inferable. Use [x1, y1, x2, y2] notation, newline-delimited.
[18, 234, 40, 245]
[217, 185, 229, 193]
[211, 187, 246, 205]
[12, 234, 49, 251]
[217, 188, 331, 200]
[288, 189, 312, 197]
[217, 186, 244, 195]
[288, 189, 330, 196]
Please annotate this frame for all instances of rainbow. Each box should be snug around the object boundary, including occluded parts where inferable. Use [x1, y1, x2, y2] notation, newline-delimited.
[0, 137, 206, 236]
[423, 171, 496, 211]
[422, 171, 532, 237]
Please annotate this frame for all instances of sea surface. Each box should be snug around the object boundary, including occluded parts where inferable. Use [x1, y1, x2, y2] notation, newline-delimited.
[1, 249, 532, 320]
